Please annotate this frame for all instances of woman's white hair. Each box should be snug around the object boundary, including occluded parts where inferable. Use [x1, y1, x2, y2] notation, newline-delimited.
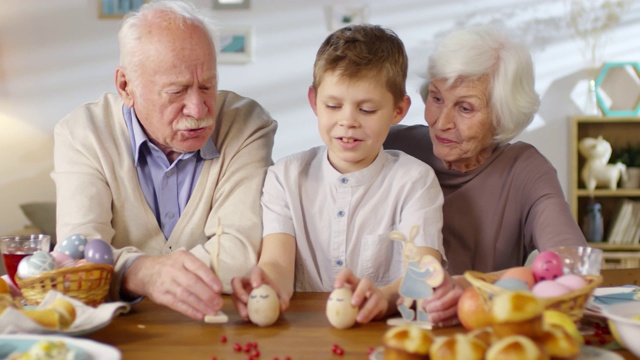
[118, 0, 218, 84]
[420, 26, 540, 144]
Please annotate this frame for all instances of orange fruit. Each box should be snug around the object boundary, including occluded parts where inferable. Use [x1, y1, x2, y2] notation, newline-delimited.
[457, 286, 493, 330]
[0, 278, 10, 294]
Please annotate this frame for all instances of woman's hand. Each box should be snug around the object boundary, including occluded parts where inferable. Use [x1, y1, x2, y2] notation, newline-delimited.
[334, 268, 389, 324]
[230, 266, 290, 320]
[420, 271, 465, 327]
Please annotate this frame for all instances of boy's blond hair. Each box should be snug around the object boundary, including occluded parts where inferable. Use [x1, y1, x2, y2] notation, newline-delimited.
[311, 24, 408, 104]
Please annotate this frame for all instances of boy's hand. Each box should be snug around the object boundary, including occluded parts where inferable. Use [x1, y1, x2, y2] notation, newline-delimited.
[334, 268, 388, 324]
[420, 271, 464, 327]
[230, 266, 290, 320]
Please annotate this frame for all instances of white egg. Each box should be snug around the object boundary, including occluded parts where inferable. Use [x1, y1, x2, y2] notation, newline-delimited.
[16, 251, 56, 278]
[326, 287, 358, 329]
[247, 284, 280, 327]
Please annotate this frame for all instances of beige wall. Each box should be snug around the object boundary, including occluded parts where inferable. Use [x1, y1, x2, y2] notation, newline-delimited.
[2, 0, 640, 237]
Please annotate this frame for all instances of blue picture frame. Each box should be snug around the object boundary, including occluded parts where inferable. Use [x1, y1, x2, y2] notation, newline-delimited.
[594, 62, 640, 117]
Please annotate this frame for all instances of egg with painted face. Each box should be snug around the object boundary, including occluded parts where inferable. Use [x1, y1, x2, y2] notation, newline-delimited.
[326, 287, 359, 329]
[247, 284, 280, 327]
[532, 250, 564, 282]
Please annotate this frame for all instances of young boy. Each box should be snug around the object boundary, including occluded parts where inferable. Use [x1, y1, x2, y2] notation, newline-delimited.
[232, 24, 454, 324]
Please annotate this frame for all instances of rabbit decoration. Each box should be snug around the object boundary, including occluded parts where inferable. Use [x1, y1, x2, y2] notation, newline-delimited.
[578, 136, 627, 191]
[390, 225, 443, 323]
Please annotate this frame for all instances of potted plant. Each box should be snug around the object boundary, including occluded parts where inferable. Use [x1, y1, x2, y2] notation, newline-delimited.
[611, 144, 640, 188]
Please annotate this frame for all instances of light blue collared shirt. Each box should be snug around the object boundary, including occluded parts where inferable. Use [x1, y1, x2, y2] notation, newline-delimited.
[123, 106, 219, 239]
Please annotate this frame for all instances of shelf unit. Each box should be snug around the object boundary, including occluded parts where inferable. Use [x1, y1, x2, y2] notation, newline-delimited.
[570, 117, 640, 265]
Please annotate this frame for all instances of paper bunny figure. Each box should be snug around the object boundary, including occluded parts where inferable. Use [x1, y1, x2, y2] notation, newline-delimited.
[390, 225, 444, 323]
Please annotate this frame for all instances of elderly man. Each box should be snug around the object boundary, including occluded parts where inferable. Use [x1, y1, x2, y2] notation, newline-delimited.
[52, 0, 277, 320]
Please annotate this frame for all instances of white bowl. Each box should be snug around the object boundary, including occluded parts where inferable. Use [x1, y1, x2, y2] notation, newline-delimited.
[601, 301, 640, 357]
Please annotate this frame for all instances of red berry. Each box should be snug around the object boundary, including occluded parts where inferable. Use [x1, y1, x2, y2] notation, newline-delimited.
[285, 357, 292, 360]
[367, 347, 374, 355]
[335, 347, 344, 356]
[220, 336, 227, 343]
[233, 343, 243, 352]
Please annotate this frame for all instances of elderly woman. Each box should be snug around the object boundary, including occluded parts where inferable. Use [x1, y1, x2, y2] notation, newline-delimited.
[385, 26, 587, 322]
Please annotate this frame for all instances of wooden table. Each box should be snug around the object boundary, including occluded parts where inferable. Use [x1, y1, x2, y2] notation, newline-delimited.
[87, 292, 636, 360]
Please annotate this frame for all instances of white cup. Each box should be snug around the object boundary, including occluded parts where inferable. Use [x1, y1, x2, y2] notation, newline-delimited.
[551, 245, 603, 275]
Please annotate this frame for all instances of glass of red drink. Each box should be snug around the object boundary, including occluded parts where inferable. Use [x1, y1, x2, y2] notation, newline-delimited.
[0, 234, 50, 288]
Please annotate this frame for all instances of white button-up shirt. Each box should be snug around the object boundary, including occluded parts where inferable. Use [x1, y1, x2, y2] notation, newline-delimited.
[262, 146, 445, 292]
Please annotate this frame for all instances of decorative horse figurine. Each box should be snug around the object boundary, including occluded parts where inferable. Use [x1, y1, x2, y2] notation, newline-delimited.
[578, 136, 627, 191]
[390, 225, 444, 323]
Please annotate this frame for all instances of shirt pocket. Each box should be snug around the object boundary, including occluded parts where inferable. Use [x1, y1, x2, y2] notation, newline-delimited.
[358, 234, 401, 286]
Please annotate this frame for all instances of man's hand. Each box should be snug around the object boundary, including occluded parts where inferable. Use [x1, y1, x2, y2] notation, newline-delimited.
[123, 250, 223, 321]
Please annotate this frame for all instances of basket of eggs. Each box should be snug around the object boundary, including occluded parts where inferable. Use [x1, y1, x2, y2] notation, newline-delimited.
[15, 234, 114, 307]
[464, 249, 602, 322]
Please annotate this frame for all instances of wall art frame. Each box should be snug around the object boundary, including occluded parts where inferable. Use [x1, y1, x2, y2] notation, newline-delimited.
[99, 0, 147, 19]
[218, 26, 253, 64]
[324, 4, 369, 32]
[595, 62, 640, 117]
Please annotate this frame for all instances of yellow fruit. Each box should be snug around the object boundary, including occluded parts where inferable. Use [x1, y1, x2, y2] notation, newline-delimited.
[543, 310, 584, 344]
[0, 278, 9, 294]
[608, 319, 624, 346]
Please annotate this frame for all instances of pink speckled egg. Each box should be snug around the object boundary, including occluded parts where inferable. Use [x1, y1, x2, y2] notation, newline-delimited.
[50, 250, 75, 268]
[555, 274, 587, 291]
[532, 250, 564, 282]
[532, 280, 572, 298]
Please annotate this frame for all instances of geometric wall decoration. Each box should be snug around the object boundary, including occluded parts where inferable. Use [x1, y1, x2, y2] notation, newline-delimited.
[595, 62, 640, 117]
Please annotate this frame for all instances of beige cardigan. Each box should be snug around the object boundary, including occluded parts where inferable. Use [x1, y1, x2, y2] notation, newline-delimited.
[52, 91, 277, 298]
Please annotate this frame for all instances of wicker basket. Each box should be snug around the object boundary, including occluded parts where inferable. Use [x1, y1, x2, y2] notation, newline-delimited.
[16, 264, 113, 307]
[464, 270, 602, 321]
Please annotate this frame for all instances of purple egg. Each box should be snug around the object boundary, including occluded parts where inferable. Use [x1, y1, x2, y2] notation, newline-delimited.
[84, 239, 114, 265]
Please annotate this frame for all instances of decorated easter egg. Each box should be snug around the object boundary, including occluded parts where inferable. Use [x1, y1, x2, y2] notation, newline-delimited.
[531, 250, 564, 282]
[50, 251, 75, 268]
[84, 239, 114, 265]
[247, 284, 280, 327]
[532, 280, 571, 298]
[555, 274, 587, 291]
[326, 287, 358, 329]
[16, 251, 56, 278]
[494, 278, 531, 292]
[58, 234, 88, 260]
[500, 266, 535, 289]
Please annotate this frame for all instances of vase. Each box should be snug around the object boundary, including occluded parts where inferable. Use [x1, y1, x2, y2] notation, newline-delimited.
[582, 201, 604, 243]
[583, 67, 602, 116]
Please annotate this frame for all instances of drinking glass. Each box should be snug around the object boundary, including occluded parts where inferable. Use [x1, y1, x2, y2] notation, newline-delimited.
[551, 245, 603, 276]
[0, 234, 50, 288]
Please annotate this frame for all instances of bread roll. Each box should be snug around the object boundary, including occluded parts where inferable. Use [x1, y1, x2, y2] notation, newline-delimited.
[429, 333, 486, 360]
[538, 325, 580, 360]
[467, 326, 496, 347]
[486, 335, 548, 360]
[20, 308, 65, 330]
[19, 298, 76, 330]
[383, 324, 434, 359]
[47, 298, 76, 329]
[491, 291, 544, 339]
